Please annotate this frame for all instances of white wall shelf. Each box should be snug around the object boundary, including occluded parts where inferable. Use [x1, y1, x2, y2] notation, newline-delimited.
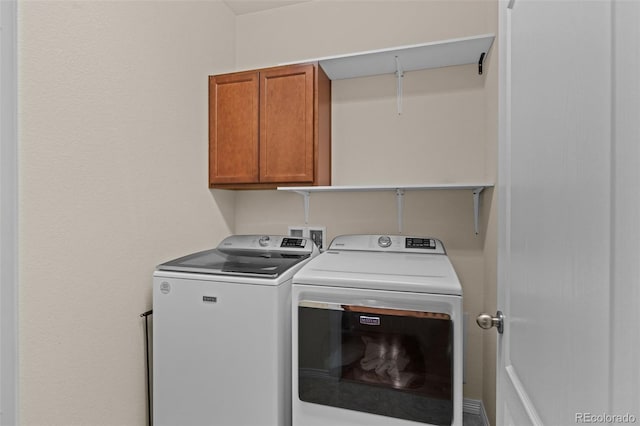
[311, 34, 495, 80]
[276, 35, 497, 231]
[278, 183, 494, 235]
[283, 33, 495, 114]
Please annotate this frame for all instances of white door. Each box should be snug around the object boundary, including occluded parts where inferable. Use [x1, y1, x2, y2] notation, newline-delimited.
[496, 0, 640, 425]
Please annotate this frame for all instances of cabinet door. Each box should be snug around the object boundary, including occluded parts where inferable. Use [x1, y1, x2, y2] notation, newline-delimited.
[209, 71, 259, 185]
[259, 64, 315, 183]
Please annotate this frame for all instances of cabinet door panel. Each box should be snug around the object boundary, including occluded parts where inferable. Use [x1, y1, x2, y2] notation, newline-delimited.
[209, 72, 259, 185]
[260, 64, 315, 183]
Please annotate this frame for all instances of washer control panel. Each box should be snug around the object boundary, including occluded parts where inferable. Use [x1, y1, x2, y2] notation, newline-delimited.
[280, 237, 307, 248]
[330, 234, 446, 254]
[405, 237, 436, 249]
[218, 235, 313, 254]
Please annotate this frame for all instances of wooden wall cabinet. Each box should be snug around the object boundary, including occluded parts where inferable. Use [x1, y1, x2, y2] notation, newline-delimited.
[209, 63, 331, 189]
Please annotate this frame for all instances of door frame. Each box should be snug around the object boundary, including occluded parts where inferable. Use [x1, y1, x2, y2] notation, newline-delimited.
[609, 0, 640, 416]
[496, 1, 525, 424]
[0, 0, 19, 423]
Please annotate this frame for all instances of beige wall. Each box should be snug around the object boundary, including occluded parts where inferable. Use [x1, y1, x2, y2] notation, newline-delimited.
[18, 1, 498, 424]
[233, 0, 498, 420]
[18, 1, 235, 424]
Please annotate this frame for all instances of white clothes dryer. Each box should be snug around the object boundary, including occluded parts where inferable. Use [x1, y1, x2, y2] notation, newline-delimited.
[153, 235, 319, 426]
[292, 234, 463, 426]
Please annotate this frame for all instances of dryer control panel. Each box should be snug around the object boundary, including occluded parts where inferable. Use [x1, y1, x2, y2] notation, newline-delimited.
[328, 234, 446, 254]
[405, 237, 437, 249]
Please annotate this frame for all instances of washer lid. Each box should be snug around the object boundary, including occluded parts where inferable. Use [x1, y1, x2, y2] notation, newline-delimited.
[157, 235, 315, 278]
[293, 249, 462, 295]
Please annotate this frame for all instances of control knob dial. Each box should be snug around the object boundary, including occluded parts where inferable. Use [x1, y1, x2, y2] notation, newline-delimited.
[378, 235, 392, 248]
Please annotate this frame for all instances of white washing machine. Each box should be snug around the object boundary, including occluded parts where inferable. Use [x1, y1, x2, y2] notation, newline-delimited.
[292, 234, 463, 426]
[153, 235, 319, 426]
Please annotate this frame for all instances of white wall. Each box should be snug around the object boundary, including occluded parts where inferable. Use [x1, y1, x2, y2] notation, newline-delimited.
[1, 0, 19, 423]
[232, 0, 498, 417]
[18, 1, 235, 423]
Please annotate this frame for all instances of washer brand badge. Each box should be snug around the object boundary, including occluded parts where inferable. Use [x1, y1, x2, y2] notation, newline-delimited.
[203, 296, 217, 303]
[360, 316, 381, 326]
[159, 281, 171, 294]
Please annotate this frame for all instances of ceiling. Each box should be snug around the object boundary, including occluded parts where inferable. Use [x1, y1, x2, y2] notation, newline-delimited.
[223, 0, 312, 15]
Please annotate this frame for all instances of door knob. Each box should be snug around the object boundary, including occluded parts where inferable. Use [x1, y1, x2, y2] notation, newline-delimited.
[476, 311, 504, 334]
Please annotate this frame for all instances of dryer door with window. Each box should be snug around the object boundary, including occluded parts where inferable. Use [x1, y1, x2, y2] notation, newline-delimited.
[296, 295, 459, 425]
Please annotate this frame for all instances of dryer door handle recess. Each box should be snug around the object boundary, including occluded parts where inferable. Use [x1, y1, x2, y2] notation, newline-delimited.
[476, 311, 504, 334]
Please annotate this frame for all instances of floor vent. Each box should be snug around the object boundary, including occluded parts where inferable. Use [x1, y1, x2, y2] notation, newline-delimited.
[463, 398, 490, 426]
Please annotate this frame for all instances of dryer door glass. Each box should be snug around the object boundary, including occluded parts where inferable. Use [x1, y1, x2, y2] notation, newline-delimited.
[297, 302, 453, 425]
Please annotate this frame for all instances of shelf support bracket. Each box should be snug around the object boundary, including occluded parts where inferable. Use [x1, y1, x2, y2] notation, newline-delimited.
[396, 188, 405, 234]
[478, 52, 486, 75]
[395, 56, 404, 115]
[472, 187, 484, 235]
[294, 190, 311, 224]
